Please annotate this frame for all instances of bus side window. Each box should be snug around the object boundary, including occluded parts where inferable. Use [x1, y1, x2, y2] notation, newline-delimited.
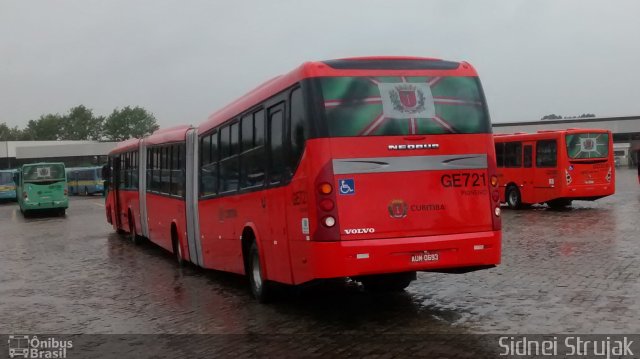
[288, 87, 308, 177]
[200, 132, 218, 197]
[219, 123, 240, 194]
[504, 142, 522, 168]
[495, 143, 505, 168]
[523, 145, 532, 168]
[268, 104, 285, 185]
[240, 109, 266, 189]
[146, 148, 153, 192]
[119, 154, 126, 189]
[536, 140, 557, 168]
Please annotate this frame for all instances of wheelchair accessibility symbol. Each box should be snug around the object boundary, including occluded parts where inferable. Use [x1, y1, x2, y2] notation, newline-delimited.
[338, 179, 355, 195]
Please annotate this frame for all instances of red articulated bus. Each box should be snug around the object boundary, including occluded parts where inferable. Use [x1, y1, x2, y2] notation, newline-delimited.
[105, 56, 502, 301]
[494, 129, 615, 209]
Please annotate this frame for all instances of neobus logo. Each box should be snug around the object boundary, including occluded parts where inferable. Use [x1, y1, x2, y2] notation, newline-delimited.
[388, 143, 439, 150]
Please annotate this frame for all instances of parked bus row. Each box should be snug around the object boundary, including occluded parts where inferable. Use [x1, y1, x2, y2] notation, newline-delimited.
[105, 56, 503, 301]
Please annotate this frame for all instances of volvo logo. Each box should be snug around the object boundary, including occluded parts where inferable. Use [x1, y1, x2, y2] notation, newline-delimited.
[388, 199, 408, 219]
[388, 144, 439, 150]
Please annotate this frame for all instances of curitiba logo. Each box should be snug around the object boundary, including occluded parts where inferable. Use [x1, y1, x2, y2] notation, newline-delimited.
[389, 84, 426, 114]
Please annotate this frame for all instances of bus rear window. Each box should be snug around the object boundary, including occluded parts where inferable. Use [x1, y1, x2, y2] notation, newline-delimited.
[23, 164, 65, 182]
[566, 133, 609, 159]
[0, 172, 13, 185]
[320, 76, 490, 137]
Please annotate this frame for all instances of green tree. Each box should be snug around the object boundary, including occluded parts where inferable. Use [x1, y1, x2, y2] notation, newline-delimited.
[60, 105, 104, 140]
[541, 114, 563, 120]
[0, 122, 24, 141]
[103, 106, 159, 141]
[23, 114, 63, 140]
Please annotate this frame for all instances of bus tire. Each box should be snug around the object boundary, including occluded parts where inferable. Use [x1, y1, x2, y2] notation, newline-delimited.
[172, 226, 184, 267]
[360, 271, 416, 293]
[506, 185, 523, 209]
[57, 208, 66, 217]
[128, 212, 140, 244]
[248, 241, 273, 303]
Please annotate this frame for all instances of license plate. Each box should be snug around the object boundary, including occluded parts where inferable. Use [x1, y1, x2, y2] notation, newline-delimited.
[410, 251, 439, 263]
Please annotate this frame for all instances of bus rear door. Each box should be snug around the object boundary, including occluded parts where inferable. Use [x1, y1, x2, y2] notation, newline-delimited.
[520, 142, 535, 203]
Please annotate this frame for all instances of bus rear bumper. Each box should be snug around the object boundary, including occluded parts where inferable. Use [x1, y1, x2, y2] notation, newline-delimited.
[563, 184, 614, 200]
[22, 199, 69, 209]
[293, 230, 501, 284]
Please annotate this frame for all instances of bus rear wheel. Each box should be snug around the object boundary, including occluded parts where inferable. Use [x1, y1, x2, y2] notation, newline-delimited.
[359, 272, 416, 293]
[506, 185, 523, 209]
[172, 227, 184, 267]
[129, 215, 140, 244]
[248, 241, 273, 303]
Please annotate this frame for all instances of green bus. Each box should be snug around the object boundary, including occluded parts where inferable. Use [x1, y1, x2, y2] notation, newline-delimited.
[15, 162, 68, 216]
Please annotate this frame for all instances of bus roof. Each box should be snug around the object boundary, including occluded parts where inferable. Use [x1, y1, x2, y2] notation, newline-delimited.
[111, 138, 140, 154]
[198, 56, 478, 134]
[494, 128, 611, 141]
[65, 166, 102, 171]
[21, 162, 65, 167]
[144, 125, 192, 146]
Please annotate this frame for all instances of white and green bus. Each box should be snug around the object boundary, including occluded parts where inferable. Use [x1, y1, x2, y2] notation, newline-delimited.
[15, 162, 68, 216]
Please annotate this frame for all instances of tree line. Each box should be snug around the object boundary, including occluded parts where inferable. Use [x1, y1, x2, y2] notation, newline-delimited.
[541, 113, 596, 120]
[0, 105, 159, 142]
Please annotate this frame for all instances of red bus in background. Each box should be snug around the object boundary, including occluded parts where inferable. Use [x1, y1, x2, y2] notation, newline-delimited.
[494, 129, 615, 209]
[106, 56, 502, 302]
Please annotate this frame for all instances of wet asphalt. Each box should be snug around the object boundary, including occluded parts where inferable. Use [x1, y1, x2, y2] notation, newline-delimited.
[0, 169, 638, 336]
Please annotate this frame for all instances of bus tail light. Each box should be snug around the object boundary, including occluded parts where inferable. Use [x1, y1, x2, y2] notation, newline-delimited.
[23, 192, 28, 200]
[319, 198, 335, 211]
[487, 159, 501, 230]
[313, 164, 340, 241]
[318, 182, 333, 195]
[565, 169, 572, 185]
[606, 167, 612, 183]
[64, 188, 68, 196]
[491, 190, 500, 202]
[490, 175, 499, 187]
[322, 216, 336, 228]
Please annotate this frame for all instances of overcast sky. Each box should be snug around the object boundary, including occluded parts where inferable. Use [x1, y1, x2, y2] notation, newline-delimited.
[1, 0, 639, 128]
